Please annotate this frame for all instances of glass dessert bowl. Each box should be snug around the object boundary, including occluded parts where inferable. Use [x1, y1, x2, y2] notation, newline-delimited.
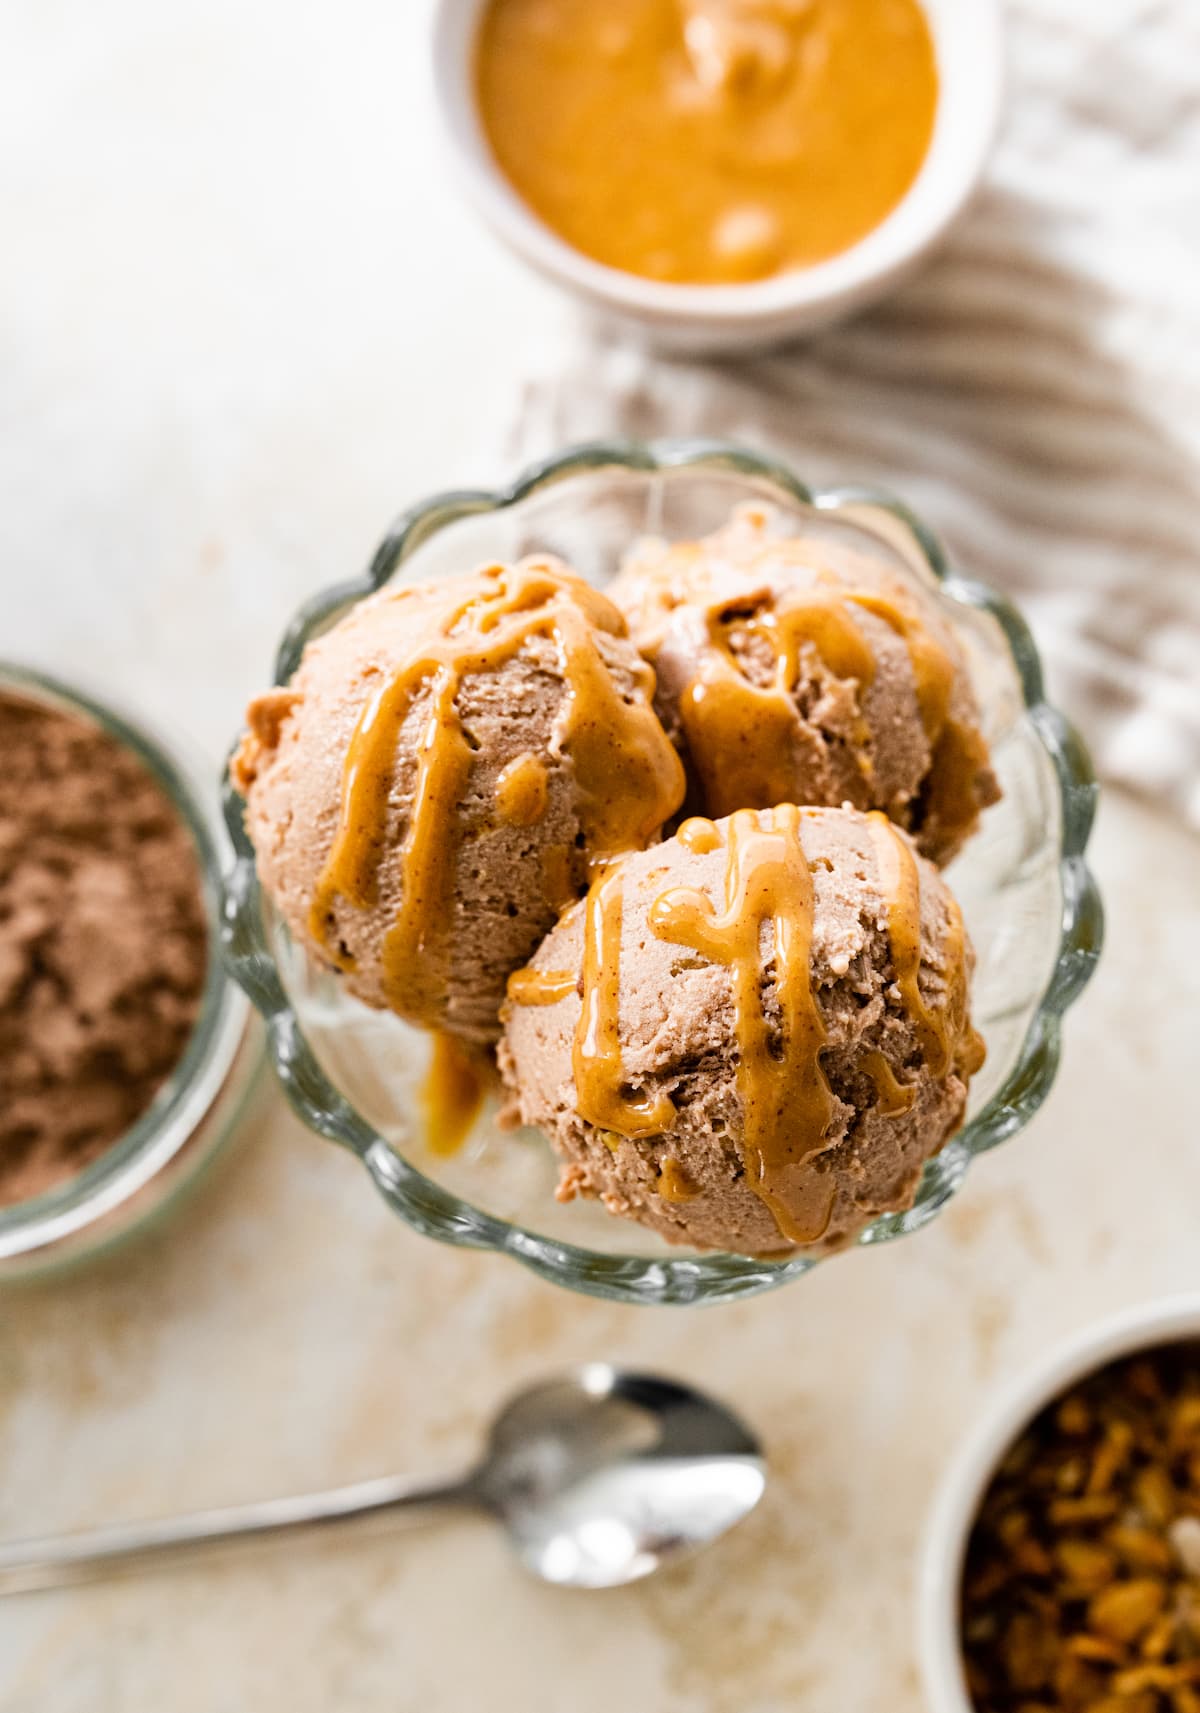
[220, 441, 1101, 1305]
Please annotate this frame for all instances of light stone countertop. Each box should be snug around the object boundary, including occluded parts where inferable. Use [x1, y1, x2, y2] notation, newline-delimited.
[3, 4, 1197, 1709]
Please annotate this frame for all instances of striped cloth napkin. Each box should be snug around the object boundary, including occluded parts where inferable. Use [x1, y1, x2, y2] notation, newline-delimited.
[504, 0, 1200, 831]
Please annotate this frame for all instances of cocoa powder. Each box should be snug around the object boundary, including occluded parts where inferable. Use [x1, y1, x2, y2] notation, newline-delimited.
[0, 689, 208, 1206]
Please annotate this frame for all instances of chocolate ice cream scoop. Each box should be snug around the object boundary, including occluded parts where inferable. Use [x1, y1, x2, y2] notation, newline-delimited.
[500, 803, 984, 1256]
[233, 557, 686, 1042]
[610, 506, 999, 864]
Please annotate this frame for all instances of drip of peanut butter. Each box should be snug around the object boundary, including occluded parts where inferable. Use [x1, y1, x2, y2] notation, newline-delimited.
[495, 752, 549, 827]
[658, 1157, 700, 1202]
[849, 591, 950, 740]
[859, 1050, 917, 1117]
[422, 1033, 492, 1157]
[507, 966, 576, 1007]
[574, 865, 677, 1138]
[847, 589, 996, 860]
[866, 811, 986, 1080]
[309, 559, 684, 1024]
[539, 845, 578, 915]
[649, 806, 836, 1244]
[632, 537, 989, 850]
[922, 717, 998, 863]
[508, 801, 983, 1249]
[676, 816, 724, 855]
[677, 587, 877, 817]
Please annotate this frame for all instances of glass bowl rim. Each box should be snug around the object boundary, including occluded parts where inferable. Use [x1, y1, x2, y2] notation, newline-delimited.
[219, 437, 1103, 1306]
[0, 659, 254, 1263]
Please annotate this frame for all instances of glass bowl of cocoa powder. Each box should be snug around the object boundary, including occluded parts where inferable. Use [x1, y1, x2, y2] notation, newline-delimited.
[0, 663, 260, 1277]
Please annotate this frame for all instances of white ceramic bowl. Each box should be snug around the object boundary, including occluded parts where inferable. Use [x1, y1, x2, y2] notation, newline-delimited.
[919, 1294, 1200, 1713]
[432, 0, 1005, 352]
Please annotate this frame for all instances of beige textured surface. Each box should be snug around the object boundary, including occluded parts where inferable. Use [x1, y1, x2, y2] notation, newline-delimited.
[3, 2, 1197, 1708]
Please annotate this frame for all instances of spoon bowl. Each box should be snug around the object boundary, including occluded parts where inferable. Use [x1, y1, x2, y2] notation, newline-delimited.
[479, 1365, 766, 1587]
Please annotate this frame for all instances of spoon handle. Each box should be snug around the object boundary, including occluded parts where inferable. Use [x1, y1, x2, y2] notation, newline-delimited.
[0, 1473, 479, 1595]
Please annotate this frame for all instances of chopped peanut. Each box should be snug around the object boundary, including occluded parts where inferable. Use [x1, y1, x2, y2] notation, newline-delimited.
[961, 1344, 1200, 1710]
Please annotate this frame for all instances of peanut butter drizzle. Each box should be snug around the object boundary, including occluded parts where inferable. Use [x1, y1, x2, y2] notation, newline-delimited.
[539, 844, 577, 914]
[658, 1158, 699, 1202]
[849, 591, 951, 742]
[504, 805, 839, 1241]
[848, 588, 988, 850]
[939, 874, 988, 1078]
[506, 966, 576, 1007]
[575, 865, 677, 1139]
[422, 1032, 492, 1157]
[679, 592, 878, 819]
[866, 811, 983, 1080]
[649, 805, 836, 1245]
[308, 560, 684, 1022]
[495, 751, 548, 827]
[677, 816, 723, 855]
[922, 715, 996, 858]
[640, 552, 987, 848]
[859, 1050, 916, 1117]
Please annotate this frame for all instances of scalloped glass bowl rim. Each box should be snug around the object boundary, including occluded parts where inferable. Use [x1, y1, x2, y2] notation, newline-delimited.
[220, 439, 1102, 1306]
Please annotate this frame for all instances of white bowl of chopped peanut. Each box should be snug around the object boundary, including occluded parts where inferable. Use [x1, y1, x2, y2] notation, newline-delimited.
[921, 1296, 1200, 1713]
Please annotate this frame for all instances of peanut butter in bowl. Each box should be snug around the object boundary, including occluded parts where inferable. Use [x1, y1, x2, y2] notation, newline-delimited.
[475, 0, 939, 285]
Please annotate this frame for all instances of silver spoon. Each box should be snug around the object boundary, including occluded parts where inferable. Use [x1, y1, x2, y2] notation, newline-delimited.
[0, 1365, 764, 1594]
